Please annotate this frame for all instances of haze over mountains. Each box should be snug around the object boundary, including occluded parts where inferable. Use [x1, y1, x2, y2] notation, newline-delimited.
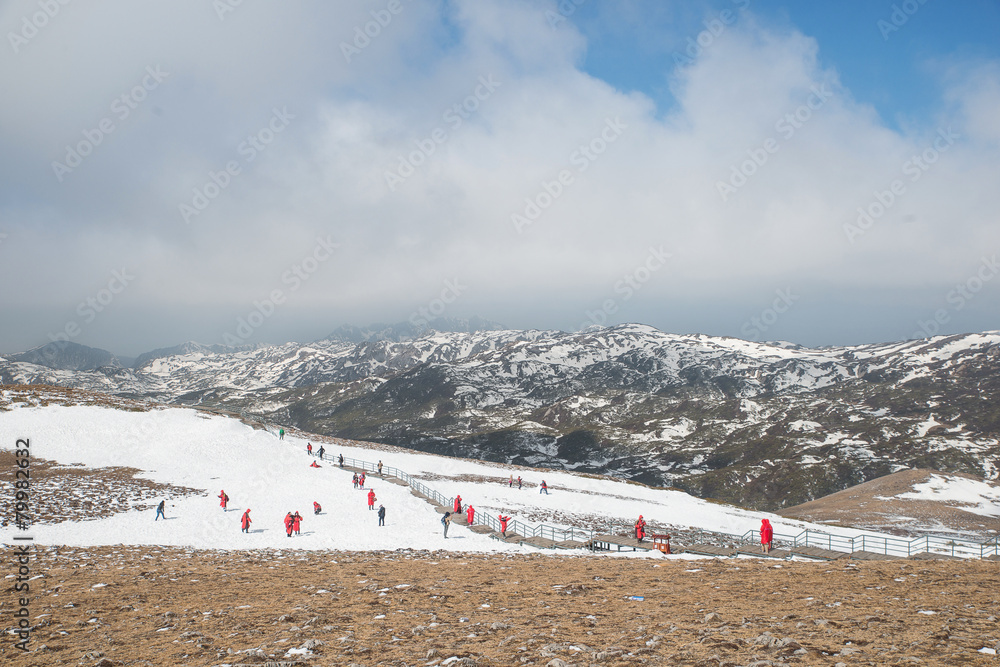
[3, 321, 998, 512]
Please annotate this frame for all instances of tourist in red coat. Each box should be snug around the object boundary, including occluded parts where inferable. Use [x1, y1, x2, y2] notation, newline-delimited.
[219, 490, 229, 511]
[284, 512, 294, 538]
[359, 473, 366, 488]
[313, 501, 322, 515]
[760, 518, 774, 553]
[635, 515, 647, 542]
[466, 505, 475, 526]
[292, 511, 303, 535]
[453, 495, 462, 514]
[499, 514, 511, 537]
[240, 508, 251, 533]
[367, 489, 376, 510]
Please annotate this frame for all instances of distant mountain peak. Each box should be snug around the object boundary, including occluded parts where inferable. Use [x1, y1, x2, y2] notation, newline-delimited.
[323, 317, 506, 344]
[11, 341, 120, 371]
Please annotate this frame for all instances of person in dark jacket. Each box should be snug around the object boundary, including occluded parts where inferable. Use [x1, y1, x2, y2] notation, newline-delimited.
[378, 504, 386, 526]
[317, 445, 325, 459]
[155, 500, 166, 521]
[441, 511, 451, 538]
[339, 453, 344, 467]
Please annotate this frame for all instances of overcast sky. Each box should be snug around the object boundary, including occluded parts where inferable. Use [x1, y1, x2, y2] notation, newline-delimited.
[1, 0, 998, 357]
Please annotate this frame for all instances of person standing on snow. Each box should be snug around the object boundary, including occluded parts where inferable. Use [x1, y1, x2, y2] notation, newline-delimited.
[539, 480, 549, 495]
[466, 505, 475, 526]
[499, 514, 511, 537]
[307, 443, 313, 456]
[760, 518, 774, 553]
[317, 445, 325, 459]
[517, 476, 522, 490]
[155, 500, 166, 521]
[508, 475, 513, 488]
[352, 472, 359, 489]
[378, 504, 386, 526]
[241, 508, 252, 533]
[293, 511, 303, 536]
[284, 512, 294, 538]
[367, 489, 377, 510]
[377, 460, 383, 476]
[441, 511, 451, 538]
[219, 490, 229, 511]
[453, 495, 462, 514]
[339, 453, 344, 467]
[359, 472, 366, 488]
[279, 428, 285, 440]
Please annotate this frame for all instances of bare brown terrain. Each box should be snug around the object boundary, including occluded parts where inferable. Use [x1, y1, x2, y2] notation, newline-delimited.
[779, 469, 1000, 539]
[2, 547, 999, 667]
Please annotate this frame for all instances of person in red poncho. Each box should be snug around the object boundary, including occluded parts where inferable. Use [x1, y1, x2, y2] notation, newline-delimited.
[313, 501, 322, 515]
[499, 514, 511, 537]
[219, 490, 229, 511]
[292, 511, 303, 535]
[453, 495, 462, 514]
[359, 473, 366, 488]
[284, 512, 294, 538]
[466, 505, 475, 526]
[241, 508, 251, 533]
[310, 460, 321, 468]
[760, 518, 773, 553]
[367, 489, 376, 510]
[635, 515, 647, 543]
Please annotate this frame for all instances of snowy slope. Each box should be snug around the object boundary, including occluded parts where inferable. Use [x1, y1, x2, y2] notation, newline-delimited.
[0, 399, 884, 553]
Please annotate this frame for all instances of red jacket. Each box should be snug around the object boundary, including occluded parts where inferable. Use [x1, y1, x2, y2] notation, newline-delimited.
[466, 506, 475, 524]
[241, 510, 251, 529]
[219, 491, 228, 507]
[284, 513, 294, 530]
[292, 513, 302, 531]
[760, 519, 773, 543]
[367, 490, 376, 506]
[499, 515, 510, 532]
[454, 496, 462, 513]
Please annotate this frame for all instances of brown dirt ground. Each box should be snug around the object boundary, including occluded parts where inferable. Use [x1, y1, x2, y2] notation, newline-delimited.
[2, 547, 999, 667]
[779, 469, 1000, 539]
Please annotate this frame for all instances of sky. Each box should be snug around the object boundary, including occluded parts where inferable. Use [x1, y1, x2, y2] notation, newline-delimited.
[1, 0, 998, 357]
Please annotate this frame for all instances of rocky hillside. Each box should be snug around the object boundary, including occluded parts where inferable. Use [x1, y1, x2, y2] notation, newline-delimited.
[2, 324, 998, 510]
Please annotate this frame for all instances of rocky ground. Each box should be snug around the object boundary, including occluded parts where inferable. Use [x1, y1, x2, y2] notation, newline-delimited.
[3, 547, 999, 666]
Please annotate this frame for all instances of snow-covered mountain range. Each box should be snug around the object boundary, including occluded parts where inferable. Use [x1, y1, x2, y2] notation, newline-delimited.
[3, 323, 998, 510]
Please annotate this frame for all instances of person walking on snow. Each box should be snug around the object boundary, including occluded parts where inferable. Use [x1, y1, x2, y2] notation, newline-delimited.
[279, 428, 285, 440]
[517, 476, 522, 489]
[453, 495, 462, 514]
[508, 475, 514, 488]
[466, 505, 475, 526]
[318, 445, 325, 459]
[760, 518, 774, 554]
[441, 511, 451, 538]
[539, 480, 549, 495]
[219, 490, 229, 511]
[155, 500, 166, 521]
[367, 489, 376, 510]
[499, 514, 511, 537]
[241, 508, 252, 533]
[378, 504, 386, 526]
[293, 511, 303, 535]
[313, 501, 322, 515]
[378, 460, 383, 476]
[359, 472, 366, 488]
[635, 515, 647, 543]
[284, 512, 294, 538]
[307, 443, 313, 456]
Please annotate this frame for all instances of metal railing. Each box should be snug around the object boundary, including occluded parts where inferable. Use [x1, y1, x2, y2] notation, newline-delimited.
[307, 444, 1000, 559]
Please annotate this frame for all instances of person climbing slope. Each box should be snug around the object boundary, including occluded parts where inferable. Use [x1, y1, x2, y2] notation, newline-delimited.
[155, 500, 166, 521]
[219, 490, 229, 511]
[241, 508, 252, 533]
